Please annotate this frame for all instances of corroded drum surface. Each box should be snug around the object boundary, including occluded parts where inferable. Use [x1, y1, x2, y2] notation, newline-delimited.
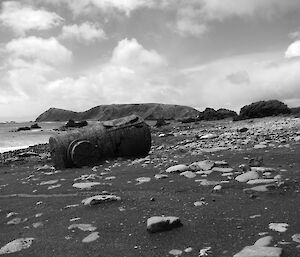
[49, 115, 151, 169]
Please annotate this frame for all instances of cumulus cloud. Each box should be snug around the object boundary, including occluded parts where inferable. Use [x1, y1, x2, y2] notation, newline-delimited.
[6, 36, 72, 65]
[285, 41, 300, 58]
[0, 1, 63, 35]
[182, 52, 300, 110]
[60, 22, 106, 43]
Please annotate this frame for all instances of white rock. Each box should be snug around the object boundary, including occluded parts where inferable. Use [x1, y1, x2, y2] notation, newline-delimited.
[166, 164, 189, 173]
[68, 224, 97, 232]
[147, 216, 182, 233]
[189, 160, 214, 171]
[233, 245, 282, 257]
[254, 144, 267, 149]
[213, 185, 222, 191]
[235, 171, 259, 183]
[251, 167, 276, 173]
[0, 238, 34, 254]
[82, 232, 100, 243]
[200, 133, 218, 139]
[136, 177, 151, 184]
[180, 171, 196, 179]
[82, 195, 121, 206]
[292, 234, 300, 243]
[40, 180, 58, 185]
[169, 249, 183, 256]
[269, 223, 289, 232]
[254, 236, 273, 247]
[212, 167, 234, 173]
[72, 182, 101, 189]
[154, 174, 168, 179]
[247, 179, 277, 185]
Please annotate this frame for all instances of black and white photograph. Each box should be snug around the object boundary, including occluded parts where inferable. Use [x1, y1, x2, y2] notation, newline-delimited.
[0, 0, 299, 256]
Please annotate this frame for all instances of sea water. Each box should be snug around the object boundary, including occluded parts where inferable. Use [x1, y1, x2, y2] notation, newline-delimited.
[0, 122, 64, 153]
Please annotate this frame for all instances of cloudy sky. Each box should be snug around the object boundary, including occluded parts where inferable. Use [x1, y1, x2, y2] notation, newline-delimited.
[1, 0, 300, 121]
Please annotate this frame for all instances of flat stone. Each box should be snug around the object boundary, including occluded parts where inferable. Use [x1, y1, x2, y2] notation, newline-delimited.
[254, 236, 273, 247]
[0, 238, 34, 254]
[82, 195, 121, 206]
[72, 182, 101, 189]
[233, 245, 282, 257]
[147, 216, 182, 233]
[68, 223, 97, 232]
[154, 174, 168, 179]
[214, 161, 228, 167]
[180, 171, 196, 178]
[254, 144, 267, 149]
[166, 164, 189, 173]
[269, 223, 289, 232]
[236, 171, 259, 183]
[251, 167, 276, 173]
[82, 232, 100, 243]
[212, 167, 234, 173]
[169, 249, 183, 256]
[200, 133, 218, 139]
[247, 179, 277, 185]
[189, 160, 214, 171]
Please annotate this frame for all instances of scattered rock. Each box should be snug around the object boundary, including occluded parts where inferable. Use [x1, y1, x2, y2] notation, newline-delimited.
[82, 195, 121, 206]
[72, 182, 101, 189]
[189, 160, 214, 171]
[233, 245, 282, 257]
[180, 171, 196, 178]
[169, 249, 183, 256]
[269, 223, 289, 232]
[147, 216, 182, 233]
[0, 238, 34, 254]
[235, 171, 259, 182]
[254, 236, 273, 247]
[166, 164, 189, 173]
[68, 224, 97, 232]
[82, 232, 100, 243]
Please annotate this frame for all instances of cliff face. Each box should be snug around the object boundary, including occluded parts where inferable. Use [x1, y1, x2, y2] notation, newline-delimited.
[35, 103, 201, 121]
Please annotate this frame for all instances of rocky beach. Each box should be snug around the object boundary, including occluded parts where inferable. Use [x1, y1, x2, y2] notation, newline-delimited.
[0, 115, 299, 257]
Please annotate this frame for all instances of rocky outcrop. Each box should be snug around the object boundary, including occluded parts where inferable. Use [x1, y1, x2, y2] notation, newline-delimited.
[36, 103, 200, 122]
[197, 108, 238, 121]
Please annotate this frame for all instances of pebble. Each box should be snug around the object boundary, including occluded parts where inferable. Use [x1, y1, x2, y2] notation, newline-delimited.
[82, 232, 100, 243]
[169, 249, 183, 256]
[212, 167, 234, 173]
[189, 160, 214, 171]
[254, 144, 267, 149]
[154, 174, 168, 179]
[292, 234, 300, 243]
[147, 216, 182, 233]
[235, 171, 259, 182]
[68, 224, 97, 232]
[254, 236, 273, 246]
[166, 164, 189, 173]
[269, 223, 289, 232]
[200, 133, 218, 139]
[180, 171, 196, 178]
[0, 238, 34, 254]
[72, 182, 101, 189]
[82, 195, 121, 206]
[136, 177, 151, 184]
[233, 245, 282, 257]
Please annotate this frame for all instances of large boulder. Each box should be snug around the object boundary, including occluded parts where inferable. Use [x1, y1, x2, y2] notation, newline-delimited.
[236, 100, 290, 120]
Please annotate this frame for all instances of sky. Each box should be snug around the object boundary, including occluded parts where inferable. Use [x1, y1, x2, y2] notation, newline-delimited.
[1, 0, 300, 121]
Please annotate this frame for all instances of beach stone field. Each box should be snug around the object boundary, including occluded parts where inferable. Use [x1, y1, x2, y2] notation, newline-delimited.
[0, 117, 299, 257]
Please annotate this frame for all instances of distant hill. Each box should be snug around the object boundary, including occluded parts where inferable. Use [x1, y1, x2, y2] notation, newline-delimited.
[291, 107, 300, 115]
[36, 103, 201, 122]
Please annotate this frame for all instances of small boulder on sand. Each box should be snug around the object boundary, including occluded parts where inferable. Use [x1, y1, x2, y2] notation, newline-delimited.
[147, 216, 182, 233]
[235, 171, 259, 183]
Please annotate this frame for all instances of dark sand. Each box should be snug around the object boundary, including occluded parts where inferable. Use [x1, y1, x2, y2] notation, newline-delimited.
[0, 117, 299, 257]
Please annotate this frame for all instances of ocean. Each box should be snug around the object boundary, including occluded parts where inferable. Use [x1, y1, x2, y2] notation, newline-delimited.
[0, 122, 64, 153]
